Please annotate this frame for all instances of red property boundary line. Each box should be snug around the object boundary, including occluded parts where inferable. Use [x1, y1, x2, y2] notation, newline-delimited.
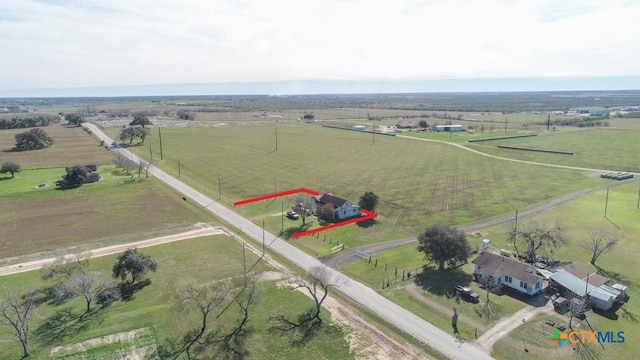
[292, 208, 377, 238]
[233, 188, 378, 238]
[233, 187, 319, 206]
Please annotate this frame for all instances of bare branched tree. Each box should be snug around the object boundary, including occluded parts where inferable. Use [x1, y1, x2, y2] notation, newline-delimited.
[41, 252, 91, 282]
[507, 222, 567, 263]
[64, 270, 120, 315]
[172, 281, 230, 359]
[271, 267, 340, 343]
[0, 289, 39, 358]
[581, 228, 620, 266]
[479, 276, 502, 320]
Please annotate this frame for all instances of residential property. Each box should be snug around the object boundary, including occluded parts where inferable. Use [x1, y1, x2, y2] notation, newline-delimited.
[62, 164, 100, 185]
[548, 262, 627, 311]
[311, 193, 361, 220]
[472, 251, 544, 296]
[432, 124, 464, 132]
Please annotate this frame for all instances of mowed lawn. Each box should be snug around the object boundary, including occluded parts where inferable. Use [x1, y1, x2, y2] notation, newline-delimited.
[466, 127, 640, 172]
[0, 237, 353, 360]
[0, 124, 113, 169]
[110, 125, 605, 246]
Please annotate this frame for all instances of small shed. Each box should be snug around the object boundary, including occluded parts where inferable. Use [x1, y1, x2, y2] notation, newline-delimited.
[589, 287, 616, 311]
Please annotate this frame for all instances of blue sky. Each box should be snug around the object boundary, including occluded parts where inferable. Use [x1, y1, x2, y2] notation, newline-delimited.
[1, 0, 639, 95]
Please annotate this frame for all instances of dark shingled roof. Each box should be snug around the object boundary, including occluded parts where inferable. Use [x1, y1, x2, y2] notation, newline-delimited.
[314, 193, 348, 207]
[472, 252, 543, 284]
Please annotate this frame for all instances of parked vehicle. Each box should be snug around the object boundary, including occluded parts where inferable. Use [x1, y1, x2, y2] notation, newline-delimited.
[286, 210, 300, 220]
[454, 285, 480, 303]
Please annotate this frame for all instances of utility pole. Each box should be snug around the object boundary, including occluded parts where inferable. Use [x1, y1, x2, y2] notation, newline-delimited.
[546, 114, 551, 131]
[149, 145, 152, 161]
[604, 187, 610, 218]
[504, 116, 508, 133]
[178, 159, 181, 177]
[218, 175, 221, 200]
[275, 126, 278, 151]
[242, 243, 247, 287]
[281, 200, 284, 233]
[158, 127, 163, 160]
[372, 125, 375, 144]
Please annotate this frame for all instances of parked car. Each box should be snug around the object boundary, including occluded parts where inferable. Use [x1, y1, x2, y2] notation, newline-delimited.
[286, 210, 300, 220]
[454, 285, 480, 303]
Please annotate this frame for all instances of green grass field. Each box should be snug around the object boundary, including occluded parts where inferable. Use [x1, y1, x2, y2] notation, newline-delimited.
[466, 127, 640, 171]
[0, 237, 353, 360]
[107, 125, 606, 249]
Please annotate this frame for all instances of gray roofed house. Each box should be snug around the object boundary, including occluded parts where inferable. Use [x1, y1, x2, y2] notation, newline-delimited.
[472, 252, 544, 296]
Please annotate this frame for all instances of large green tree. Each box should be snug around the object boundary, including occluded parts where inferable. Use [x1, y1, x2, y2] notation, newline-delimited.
[130, 114, 153, 128]
[417, 224, 470, 271]
[64, 113, 83, 126]
[63, 165, 89, 186]
[0, 161, 21, 178]
[358, 191, 379, 212]
[14, 128, 53, 151]
[112, 248, 157, 284]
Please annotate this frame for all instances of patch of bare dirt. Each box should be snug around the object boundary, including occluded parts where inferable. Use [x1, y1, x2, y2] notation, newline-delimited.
[49, 328, 153, 358]
[322, 295, 433, 360]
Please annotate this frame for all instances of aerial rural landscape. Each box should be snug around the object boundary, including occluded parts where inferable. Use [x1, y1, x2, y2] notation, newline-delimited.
[1, 1, 640, 359]
[1, 91, 639, 360]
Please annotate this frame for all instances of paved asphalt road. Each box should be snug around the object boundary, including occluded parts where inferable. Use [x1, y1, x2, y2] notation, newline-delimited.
[85, 124, 493, 360]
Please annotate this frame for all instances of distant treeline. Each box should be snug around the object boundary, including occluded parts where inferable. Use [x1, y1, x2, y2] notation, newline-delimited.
[0, 115, 60, 129]
[533, 117, 609, 127]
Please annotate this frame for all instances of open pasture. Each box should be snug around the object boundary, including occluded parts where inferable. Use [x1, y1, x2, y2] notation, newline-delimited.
[0, 124, 113, 169]
[466, 127, 640, 171]
[110, 124, 606, 246]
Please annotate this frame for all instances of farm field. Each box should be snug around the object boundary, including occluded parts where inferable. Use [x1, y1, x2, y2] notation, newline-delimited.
[465, 127, 640, 172]
[0, 236, 354, 360]
[105, 124, 606, 247]
[0, 166, 212, 260]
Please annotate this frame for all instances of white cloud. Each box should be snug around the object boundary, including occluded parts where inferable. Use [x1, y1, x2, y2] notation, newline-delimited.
[0, 0, 639, 91]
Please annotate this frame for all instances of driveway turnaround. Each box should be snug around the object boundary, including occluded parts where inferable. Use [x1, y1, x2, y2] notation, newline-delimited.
[85, 124, 494, 360]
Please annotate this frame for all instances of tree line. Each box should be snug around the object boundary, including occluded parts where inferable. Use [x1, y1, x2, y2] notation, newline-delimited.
[0, 115, 59, 129]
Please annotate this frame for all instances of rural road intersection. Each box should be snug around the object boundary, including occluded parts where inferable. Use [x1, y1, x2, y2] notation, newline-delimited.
[84, 123, 493, 359]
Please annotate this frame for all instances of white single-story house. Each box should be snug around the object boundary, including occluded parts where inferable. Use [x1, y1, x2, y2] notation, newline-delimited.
[312, 193, 361, 220]
[432, 124, 464, 132]
[472, 252, 544, 296]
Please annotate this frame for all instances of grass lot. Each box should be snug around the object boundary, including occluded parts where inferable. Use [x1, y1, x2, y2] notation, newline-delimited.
[469, 182, 640, 359]
[0, 125, 113, 169]
[466, 127, 640, 171]
[342, 244, 525, 341]
[105, 125, 606, 248]
[0, 236, 353, 360]
[0, 166, 212, 260]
